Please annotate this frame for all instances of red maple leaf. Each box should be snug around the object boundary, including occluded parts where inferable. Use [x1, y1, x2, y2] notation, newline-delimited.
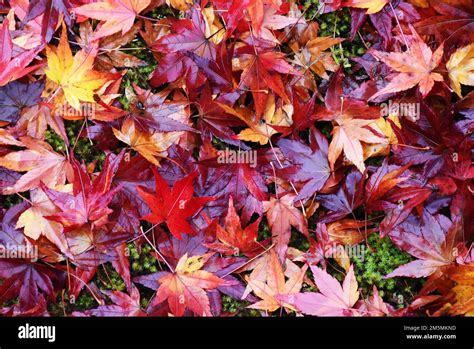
[137, 169, 214, 239]
[41, 151, 125, 230]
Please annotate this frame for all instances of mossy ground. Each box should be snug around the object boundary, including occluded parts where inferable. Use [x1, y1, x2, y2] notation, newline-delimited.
[351, 234, 424, 307]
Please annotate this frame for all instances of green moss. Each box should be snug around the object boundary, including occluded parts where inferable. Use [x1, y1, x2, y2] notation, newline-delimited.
[366, 156, 385, 167]
[65, 120, 106, 168]
[289, 228, 310, 251]
[302, 0, 323, 21]
[96, 264, 127, 292]
[352, 234, 424, 307]
[48, 291, 97, 316]
[45, 129, 67, 153]
[128, 243, 159, 275]
[211, 136, 228, 151]
[290, 2, 368, 72]
[222, 295, 260, 317]
[258, 219, 272, 241]
[1, 194, 23, 209]
[120, 37, 157, 98]
[147, 5, 176, 20]
[46, 122, 105, 168]
[318, 121, 333, 141]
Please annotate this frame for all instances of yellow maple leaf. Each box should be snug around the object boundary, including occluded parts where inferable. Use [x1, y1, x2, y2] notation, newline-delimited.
[346, 0, 389, 14]
[446, 264, 474, 316]
[167, 0, 193, 11]
[363, 115, 400, 159]
[113, 118, 181, 166]
[447, 43, 474, 97]
[236, 95, 290, 145]
[45, 23, 109, 111]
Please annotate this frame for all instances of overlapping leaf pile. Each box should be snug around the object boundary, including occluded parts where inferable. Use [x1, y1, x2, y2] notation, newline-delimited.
[0, 0, 472, 317]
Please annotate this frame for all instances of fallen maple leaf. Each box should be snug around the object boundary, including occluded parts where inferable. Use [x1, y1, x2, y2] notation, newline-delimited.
[45, 23, 110, 110]
[205, 196, 263, 258]
[77, 21, 146, 70]
[0, 80, 44, 125]
[280, 264, 360, 316]
[277, 127, 331, 201]
[447, 43, 474, 97]
[16, 186, 71, 254]
[113, 118, 182, 166]
[216, 102, 280, 145]
[16, 103, 68, 145]
[0, 203, 66, 312]
[357, 285, 395, 316]
[289, 19, 344, 82]
[41, 152, 124, 229]
[73, 0, 151, 40]
[23, 0, 72, 42]
[0, 259, 65, 313]
[315, 70, 386, 172]
[256, 5, 304, 43]
[0, 19, 43, 87]
[153, 5, 219, 60]
[246, 249, 307, 313]
[317, 170, 365, 223]
[442, 263, 474, 316]
[152, 253, 236, 316]
[385, 211, 463, 278]
[234, 44, 299, 121]
[81, 286, 146, 316]
[0, 136, 72, 194]
[137, 169, 214, 239]
[369, 26, 444, 100]
[365, 159, 412, 212]
[344, 0, 389, 14]
[263, 194, 308, 262]
[129, 85, 195, 133]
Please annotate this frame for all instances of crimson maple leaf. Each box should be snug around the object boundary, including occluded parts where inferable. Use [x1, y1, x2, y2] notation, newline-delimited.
[137, 169, 214, 239]
[41, 151, 125, 230]
[0, 19, 43, 86]
[235, 41, 300, 120]
[204, 196, 264, 258]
